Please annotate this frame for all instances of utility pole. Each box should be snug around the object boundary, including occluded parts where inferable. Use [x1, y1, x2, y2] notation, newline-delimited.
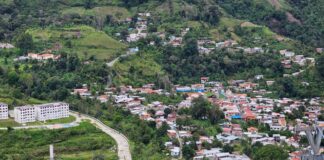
[49, 144, 54, 160]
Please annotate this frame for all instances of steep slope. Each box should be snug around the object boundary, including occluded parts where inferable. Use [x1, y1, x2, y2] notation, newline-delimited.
[216, 0, 324, 47]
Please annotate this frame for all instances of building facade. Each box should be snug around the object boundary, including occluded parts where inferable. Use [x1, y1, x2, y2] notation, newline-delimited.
[35, 102, 69, 121]
[13, 102, 69, 123]
[14, 105, 36, 123]
[0, 103, 8, 119]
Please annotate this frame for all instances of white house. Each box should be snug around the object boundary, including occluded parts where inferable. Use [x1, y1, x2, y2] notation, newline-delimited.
[0, 103, 8, 119]
[0, 43, 14, 49]
[171, 147, 180, 157]
[35, 102, 69, 121]
[194, 148, 222, 160]
[14, 105, 36, 123]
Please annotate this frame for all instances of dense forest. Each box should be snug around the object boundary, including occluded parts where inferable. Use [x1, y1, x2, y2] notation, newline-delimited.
[0, 0, 323, 46]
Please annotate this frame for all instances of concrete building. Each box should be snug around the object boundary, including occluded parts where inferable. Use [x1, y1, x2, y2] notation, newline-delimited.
[0, 103, 8, 119]
[14, 102, 69, 123]
[35, 102, 69, 121]
[14, 105, 36, 123]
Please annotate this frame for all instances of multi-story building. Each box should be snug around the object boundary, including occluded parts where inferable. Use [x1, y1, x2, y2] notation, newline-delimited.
[13, 102, 69, 123]
[0, 103, 8, 119]
[14, 105, 36, 123]
[35, 102, 69, 121]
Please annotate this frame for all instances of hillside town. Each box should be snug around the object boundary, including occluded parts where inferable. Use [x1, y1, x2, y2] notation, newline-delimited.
[70, 74, 323, 160]
[0, 1, 323, 159]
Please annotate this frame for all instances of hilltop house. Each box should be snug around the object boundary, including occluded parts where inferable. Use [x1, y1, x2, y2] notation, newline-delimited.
[0, 43, 14, 49]
[28, 53, 60, 60]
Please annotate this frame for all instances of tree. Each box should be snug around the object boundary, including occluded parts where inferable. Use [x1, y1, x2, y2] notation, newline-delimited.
[209, 105, 225, 124]
[191, 96, 211, 120]
[183, 38, 199, 57]
[182, 145, 195, 160]
[254, 145, 288, 160]
[316, 55, 324, 78]
[156, 122, 170, 137]
[203, 5, 221, 25]
[164, 108, 172, 117]
[222, 144, 234, 153]
[211, 139, 223, 148]
[7, 126, 14, 132]
[84, 0, 94, 9]
[93, 154, 105, 160]
[16, 33, 34, 54]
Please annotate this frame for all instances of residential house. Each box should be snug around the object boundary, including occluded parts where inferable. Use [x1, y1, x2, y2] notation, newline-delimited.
[171, 147, 180, 157]
[280, 50, 295, 58]
[244, 47, 264, 54]
[315, 48, 323, 53]
[0, 43, 14, 49]
[28, 53, 60, 60]
[97, 95, 109, 103]
[72, 88, 91, 97]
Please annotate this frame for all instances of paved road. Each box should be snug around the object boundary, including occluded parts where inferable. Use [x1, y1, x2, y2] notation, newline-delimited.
[176, 130, 183, 159]
[0, 112, 132, 160]
[106, 51, 137, 67]
[70, 111, 132, 160]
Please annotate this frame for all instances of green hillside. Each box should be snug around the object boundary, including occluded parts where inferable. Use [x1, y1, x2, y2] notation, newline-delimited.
[0, 1, 323, 159]
[27, 25, 127, 60]
[0, 122, 117, 160]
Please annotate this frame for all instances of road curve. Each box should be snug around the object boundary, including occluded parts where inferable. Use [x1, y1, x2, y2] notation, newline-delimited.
[70, 111, 132, 160]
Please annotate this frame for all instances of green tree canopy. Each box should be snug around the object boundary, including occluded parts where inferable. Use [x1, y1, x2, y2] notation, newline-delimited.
[16, 33, 34, 54]
[191, 96, 212, 120]
[254, 145, 289, 160]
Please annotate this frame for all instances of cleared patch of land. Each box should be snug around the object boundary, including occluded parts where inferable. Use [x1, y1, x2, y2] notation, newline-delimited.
[59, 150, 118, 160]
[26, 25, 127, 60]
[0, 122, 117, 159]
[61, 6, 131, 21]
[267, 0, 282, 10]
[113, 52, 164, 86]
[0, 119, 20, 128]
[0, 116, 76, 128]
[240, 22, 260, 28]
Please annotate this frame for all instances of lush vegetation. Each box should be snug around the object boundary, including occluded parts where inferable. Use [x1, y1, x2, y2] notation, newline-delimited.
[0, 122, 117, 160]
[0, 116, 76, 128]
[66, 97, 170, 160]
[0, 0, 323, 159]
[217, 0, 324, 47]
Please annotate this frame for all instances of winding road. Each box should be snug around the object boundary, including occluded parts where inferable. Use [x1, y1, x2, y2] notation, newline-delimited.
[106, 50, 138, 67]
[0, 111, 132, 160]
[70, 111, 132, 160]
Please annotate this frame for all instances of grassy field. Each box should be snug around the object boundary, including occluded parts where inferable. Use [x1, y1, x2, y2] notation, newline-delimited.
[26, 25, 127, 61]
[0, 122, 117, 160]
[44, 116, 76, 124]
[0, 119, 20, 128]
[59, 150, 118, 160]
[61, 6, 131, 21]
[0, 116, 76, 128]
[113, 51, 164, 86]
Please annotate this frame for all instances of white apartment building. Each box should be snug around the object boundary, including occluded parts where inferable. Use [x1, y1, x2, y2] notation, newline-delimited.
[35, 102, 69, 121]
[0, 103, 8, 119]
[14, 105, 36, 123]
